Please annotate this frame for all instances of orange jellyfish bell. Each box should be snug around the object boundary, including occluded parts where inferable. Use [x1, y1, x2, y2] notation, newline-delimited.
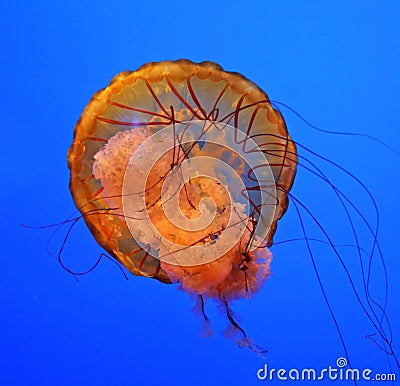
[68, 59, 297, 349]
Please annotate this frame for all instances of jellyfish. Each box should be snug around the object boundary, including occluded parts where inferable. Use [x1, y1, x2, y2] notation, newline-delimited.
[66, 60, 398, 367]
[67, 59, 296, 351]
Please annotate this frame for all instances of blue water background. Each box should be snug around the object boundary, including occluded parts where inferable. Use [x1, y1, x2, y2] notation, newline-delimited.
[1, 2, 399, 385]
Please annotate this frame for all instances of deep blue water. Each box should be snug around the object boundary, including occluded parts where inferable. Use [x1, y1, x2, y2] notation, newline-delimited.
[1, 2, 399, 385]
